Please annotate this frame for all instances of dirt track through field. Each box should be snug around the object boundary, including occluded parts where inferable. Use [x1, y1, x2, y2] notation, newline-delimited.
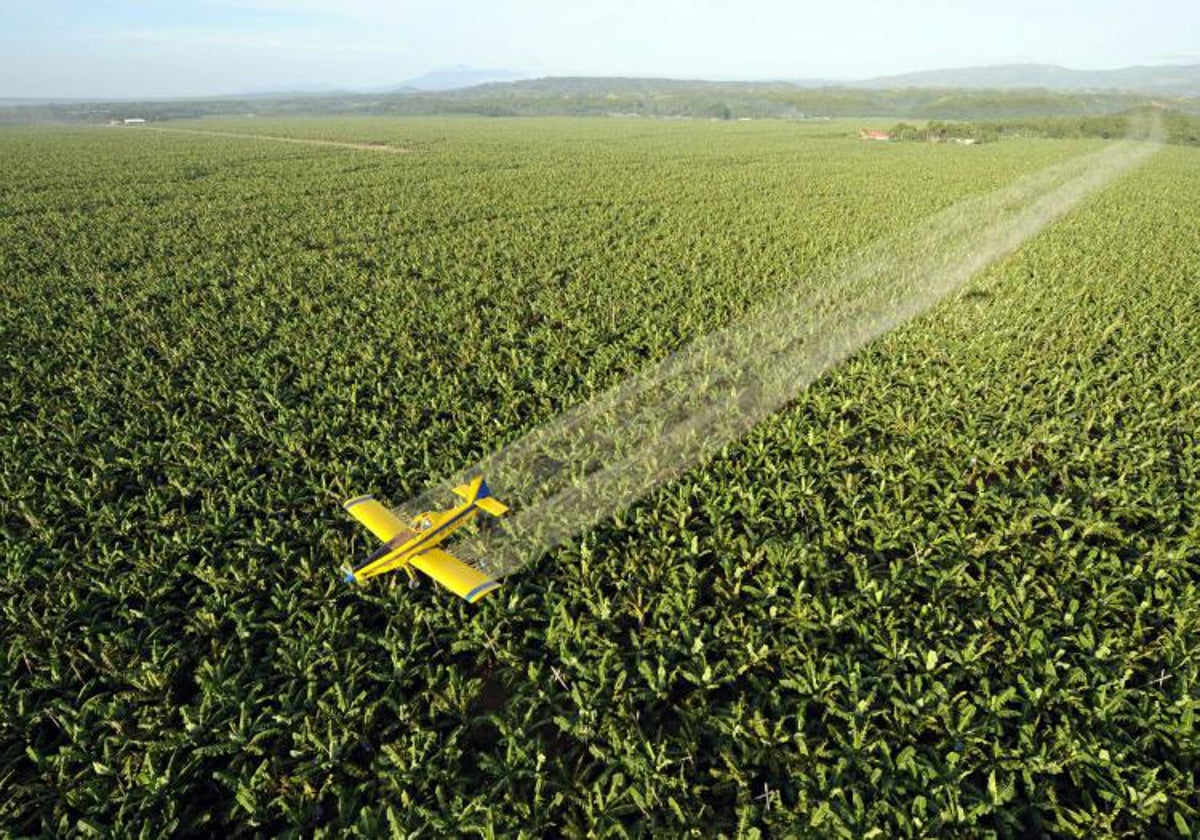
[120, 124, 410, 154]
[394, 136, 1160, 579]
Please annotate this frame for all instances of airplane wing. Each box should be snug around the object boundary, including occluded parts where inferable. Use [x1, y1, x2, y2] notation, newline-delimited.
[410, 547, 501, 603]
[344, 495, 419, 581]
[344, 495, 411, 542]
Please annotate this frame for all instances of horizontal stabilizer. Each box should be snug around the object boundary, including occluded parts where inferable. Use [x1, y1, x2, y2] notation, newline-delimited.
[475, 496, 509, 517]
[410, 547, 501, 603]
[451, 476, 484, 502]
[344, 495, 409, 542]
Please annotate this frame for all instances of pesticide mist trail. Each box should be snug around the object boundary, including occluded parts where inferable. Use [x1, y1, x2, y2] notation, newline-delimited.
[398, 138, 1159, 578]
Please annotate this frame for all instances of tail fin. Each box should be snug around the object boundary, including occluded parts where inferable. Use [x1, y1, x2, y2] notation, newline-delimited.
[472, 477, 509, 515]
[451, 475, 508, 516]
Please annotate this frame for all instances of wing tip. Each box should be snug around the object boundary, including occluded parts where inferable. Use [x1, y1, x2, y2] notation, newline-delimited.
[344, 494, 374, 510]
[464, 580, 501, 603]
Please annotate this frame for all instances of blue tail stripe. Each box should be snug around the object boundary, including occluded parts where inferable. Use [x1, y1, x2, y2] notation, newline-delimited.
[477, 478, 492, 499]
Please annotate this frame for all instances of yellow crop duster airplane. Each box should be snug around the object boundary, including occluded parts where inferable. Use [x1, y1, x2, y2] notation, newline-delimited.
[342, 476, 507, 603]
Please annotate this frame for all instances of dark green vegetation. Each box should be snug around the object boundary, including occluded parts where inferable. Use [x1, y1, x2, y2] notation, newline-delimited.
[2, 118, 1197, 836]
[6, 76, 1199, 125]
[890, 109, 1200, 146]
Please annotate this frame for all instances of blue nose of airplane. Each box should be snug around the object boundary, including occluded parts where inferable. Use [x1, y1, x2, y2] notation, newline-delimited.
[343, 570, 357, 584]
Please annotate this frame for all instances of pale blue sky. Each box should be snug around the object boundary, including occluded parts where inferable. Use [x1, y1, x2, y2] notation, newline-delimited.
[2, 0, 1198, 99]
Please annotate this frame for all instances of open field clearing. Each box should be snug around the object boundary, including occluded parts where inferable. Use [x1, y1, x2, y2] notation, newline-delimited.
[119, 123, 412, 154]
[2, 117, 1198, 835]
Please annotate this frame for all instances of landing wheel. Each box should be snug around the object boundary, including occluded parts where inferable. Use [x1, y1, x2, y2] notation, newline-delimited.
[408, 575, 421, 590]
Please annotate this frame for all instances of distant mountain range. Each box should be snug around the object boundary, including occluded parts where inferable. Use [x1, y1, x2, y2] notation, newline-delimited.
[852, 63, 1200, 96]
[6, 63, 1200, 124]
[392, 65, 527, 92]
[389, 62, 1200, 97]
[7, 62, 1200, 105]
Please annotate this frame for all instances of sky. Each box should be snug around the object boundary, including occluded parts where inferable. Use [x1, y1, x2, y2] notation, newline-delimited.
[2, 0, 1199, 100]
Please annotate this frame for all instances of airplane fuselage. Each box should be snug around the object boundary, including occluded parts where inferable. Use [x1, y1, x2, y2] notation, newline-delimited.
[343, 476, 507, 599]
[360, 500, 481, 578]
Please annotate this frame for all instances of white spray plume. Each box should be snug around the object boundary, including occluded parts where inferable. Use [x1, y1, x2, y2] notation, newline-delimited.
[397, 136, 1159, 577]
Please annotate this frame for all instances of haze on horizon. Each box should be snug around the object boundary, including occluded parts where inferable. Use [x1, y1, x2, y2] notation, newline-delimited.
[2, 0, 1198, 100]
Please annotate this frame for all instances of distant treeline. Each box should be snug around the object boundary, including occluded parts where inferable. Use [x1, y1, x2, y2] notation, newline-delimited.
[889, 110, 1200, 146]
[4, 78, 1200, 125]
[888, 122, 1001, 144]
